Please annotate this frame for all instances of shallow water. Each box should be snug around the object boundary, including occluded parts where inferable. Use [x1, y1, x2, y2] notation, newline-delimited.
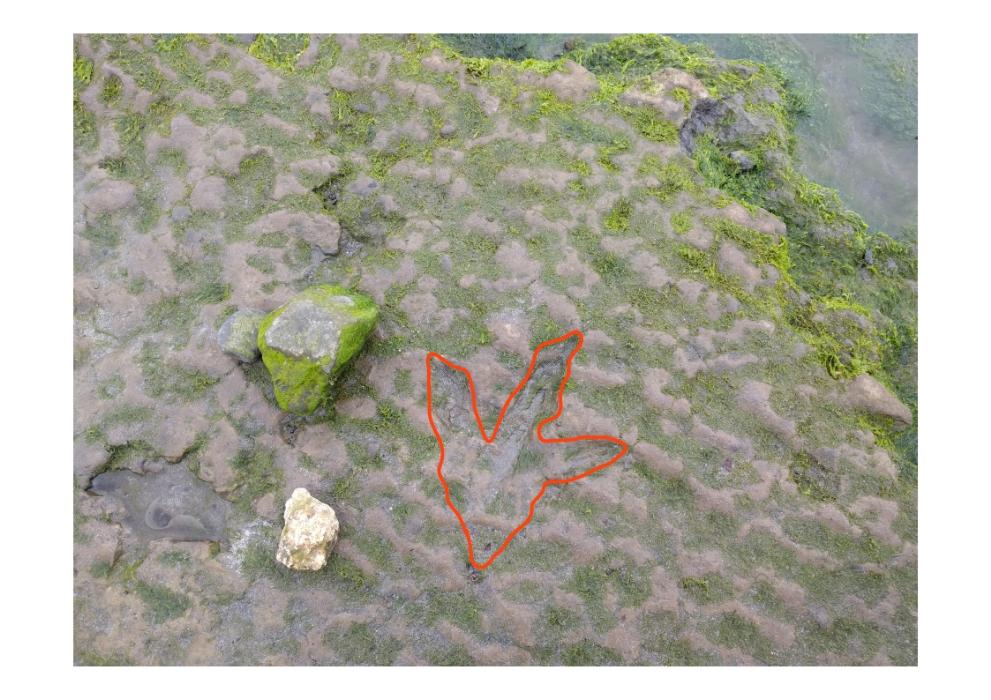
[445, 34, 918, 240]
[90, 464, 231, 541]
[675, 34, 918, 240]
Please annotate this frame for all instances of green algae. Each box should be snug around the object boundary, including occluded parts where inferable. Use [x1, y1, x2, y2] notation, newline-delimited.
[134, 580, 190, 624]
[230, 446, 281, 509]
[322, 622, 402, 665]
[247, 34, 310, 73]
[257, 285, 379, 414]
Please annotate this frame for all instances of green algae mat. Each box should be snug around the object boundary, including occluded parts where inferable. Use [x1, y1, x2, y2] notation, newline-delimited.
[73, 33, 917, 665]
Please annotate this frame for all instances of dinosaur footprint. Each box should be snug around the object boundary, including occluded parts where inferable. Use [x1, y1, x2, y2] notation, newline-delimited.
[425, 329, 629, 569]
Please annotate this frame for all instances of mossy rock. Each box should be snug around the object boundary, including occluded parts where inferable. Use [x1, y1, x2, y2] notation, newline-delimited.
[258, 285, 379, 414]
[217, 308, 265, 363]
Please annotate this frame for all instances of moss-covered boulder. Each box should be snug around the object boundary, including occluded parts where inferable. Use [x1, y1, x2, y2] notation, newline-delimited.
[258, 285, 378, 414]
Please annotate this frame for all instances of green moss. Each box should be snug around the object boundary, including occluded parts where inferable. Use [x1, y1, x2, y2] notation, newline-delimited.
[596, 136, 631, 172]
[425, 590, 483, 633]
[353, 532, 395, 570]
[620, 104, 679, 144]
[246, 254, 275, 274]
[81, 217, 121, 248]
[323, 622, 402, 665]
[713, 611, 774, 662]
[326, 554, 374, 595]
[671, 210, 693, 234]
[603, 198, 633, 232]
[393, 368, 413, 396]
[100, 73, 123, 106]
[95, 440, 156, 474]
[247, 34, 310, 73]
[257, 285, 379, 414]
[77, 650, 133, 666]
[567, 33, 716, 79]
[89, 560, 113, 578]
[157, 550, 191, 567]
[73, 55, 94, 85]
[641, 155, 701, 202]
[788, 294, 886, 379]
[230, 447, 280, 508]
[102, 404, 153, 427]
[680, 575, 734, 604]
[500, 540, 571, 572]
[802, 616, 883, 660]
[693, 135, 770, 203]
[74, 93, 96, 147]
[428, 646, 475, 666]
[678, 245, 747, 298]
[670, 86, 692, 110]
[257, 230, 289, 248]
[562, 639, 622, 665]
[137, 342, 218, 401]
[134, 580, 190, 624]
[546, 605, 580, 630]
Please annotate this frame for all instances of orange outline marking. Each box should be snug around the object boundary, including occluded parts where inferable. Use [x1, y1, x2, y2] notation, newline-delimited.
[425, 329, 629, 570]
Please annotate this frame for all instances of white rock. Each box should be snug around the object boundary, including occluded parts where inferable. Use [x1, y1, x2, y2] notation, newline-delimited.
[276, 488, 340, 571]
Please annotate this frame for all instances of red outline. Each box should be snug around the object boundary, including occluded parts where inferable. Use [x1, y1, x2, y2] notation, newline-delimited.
[425, 329, 629, 570]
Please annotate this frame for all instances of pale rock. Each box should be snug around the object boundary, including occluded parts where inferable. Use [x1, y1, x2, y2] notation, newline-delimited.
[217, 308, 265, 363]
[276, 488, 340, 571]
[846, 374, 913, 426]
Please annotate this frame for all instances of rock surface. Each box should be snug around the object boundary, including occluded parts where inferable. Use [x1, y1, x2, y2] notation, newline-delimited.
[846, 374, 914, 426]
[276, 488, 340, 571]
[73, 33, 917, 666]
[217, 309, 265, 363]
[89, 464, 231, 542]
[258, 285, 379, 414]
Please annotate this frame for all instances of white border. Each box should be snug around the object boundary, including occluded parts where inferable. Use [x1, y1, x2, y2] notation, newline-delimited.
[8, 0, 988, 695]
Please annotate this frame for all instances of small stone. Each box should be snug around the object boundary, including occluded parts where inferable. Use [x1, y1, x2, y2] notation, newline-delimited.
[440, 122, 456, 138]
[218, 309, 265, 363]
[258, 285, 379, 414]
[729, 150, 756, 171]
[276, 488, 340, 571]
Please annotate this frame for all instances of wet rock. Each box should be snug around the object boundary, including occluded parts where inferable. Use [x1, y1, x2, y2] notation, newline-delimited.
[76, 520, 123, 572]
[680, 93, 781, 154]
[347, 174, 380, 197]
[247, 209, 341, 255]
[276, 488, 340, 571]
[536, 60, 598, 102]
[190, 175, 228, 212]
[258, 285, 379, 414]
[89, 464, 231, 542]
[619, 67, 709, 126]
[789, 452, 840, 501]
[846, 374, 913, 426]
[80, 176, 137, 219]
[218, 309, 265, 363]
[729, 150, 756, 171]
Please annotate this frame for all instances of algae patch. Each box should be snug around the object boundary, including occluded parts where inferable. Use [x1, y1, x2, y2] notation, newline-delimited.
[258, 285, 379, 414]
